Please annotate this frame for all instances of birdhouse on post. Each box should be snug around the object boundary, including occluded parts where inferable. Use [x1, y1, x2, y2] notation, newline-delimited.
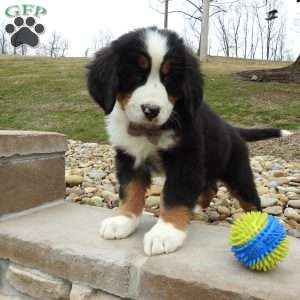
[265, 9, 278, 21]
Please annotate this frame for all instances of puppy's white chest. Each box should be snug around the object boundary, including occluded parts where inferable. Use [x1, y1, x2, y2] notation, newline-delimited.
[106, 107, 178, 167]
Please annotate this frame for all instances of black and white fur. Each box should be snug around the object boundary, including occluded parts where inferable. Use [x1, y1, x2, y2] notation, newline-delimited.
[87, 27, 292, 256]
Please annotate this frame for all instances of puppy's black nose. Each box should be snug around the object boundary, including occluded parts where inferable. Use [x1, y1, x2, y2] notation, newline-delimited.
[141, 104, 160, 121]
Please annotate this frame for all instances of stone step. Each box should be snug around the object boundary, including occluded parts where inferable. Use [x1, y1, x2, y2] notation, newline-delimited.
[0, 203, 300, 300]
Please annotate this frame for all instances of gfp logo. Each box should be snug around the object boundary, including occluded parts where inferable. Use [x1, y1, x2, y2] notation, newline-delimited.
[4, 4, 46, 47]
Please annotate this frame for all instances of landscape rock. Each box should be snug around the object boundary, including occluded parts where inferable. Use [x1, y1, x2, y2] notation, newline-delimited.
[273, 171, 287, 177]
[284, 208, 300, 221]
[192, 210, 209, 222]
[291, 177, 300, 183]
[101, 191, 118, 203]
[87, 169, 106, 180]
[263, 206, 282, 216]
[288, 200, 300, 209]
[84, 187, 97, 194]
[102, 183, 115, 193]
[67, 193, 80, 201]
[207, 209, 220, 221]
[65, 140, 300, 235]
[250, 74, 258, 81]
[274, 178, 290, 185]
[82, 196, 104, 207]
[261, 196, 277, 208]
[146, 196, 160, 207]
[257, 185, 269, 195]
[217, 206, 231, 216]
[285, 218, 300, 230]
[287, 192, 299, 200]
[148, 185, 162, 196]
[66, 175, 83, 187]
[69, 168, 84, 176]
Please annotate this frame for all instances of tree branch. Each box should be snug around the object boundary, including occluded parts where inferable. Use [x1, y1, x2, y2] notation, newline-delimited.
[183, 0, 202, 11]
[168, 10, 202, 20]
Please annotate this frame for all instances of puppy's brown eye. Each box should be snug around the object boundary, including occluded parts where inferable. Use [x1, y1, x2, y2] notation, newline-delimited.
[137, 55, 149, 70]
[161, 61, 172, 76]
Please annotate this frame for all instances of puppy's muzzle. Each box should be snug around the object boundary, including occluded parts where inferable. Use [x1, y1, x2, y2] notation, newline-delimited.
[141, 104, 160, 121]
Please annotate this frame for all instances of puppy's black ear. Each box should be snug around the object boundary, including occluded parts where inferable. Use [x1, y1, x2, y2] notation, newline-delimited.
[87, 45, 119, 115]
[182, 50, 203, 115]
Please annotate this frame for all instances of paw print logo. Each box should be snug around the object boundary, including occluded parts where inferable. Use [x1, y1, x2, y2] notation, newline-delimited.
[5, 16, 45, 47]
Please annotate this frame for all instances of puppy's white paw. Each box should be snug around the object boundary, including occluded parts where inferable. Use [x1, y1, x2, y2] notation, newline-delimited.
[144, 219, 186, 256]
[99, 215, 139, 240]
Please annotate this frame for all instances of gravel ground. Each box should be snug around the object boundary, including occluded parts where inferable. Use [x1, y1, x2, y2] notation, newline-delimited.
[65, 136, 300, 238]
[248, 132, 300, 161]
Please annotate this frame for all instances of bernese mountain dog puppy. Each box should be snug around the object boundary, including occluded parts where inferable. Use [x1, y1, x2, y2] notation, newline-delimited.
[87, 27, 292, 256]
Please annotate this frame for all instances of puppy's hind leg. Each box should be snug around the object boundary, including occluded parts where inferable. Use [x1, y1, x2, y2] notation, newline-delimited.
[197, 182, 218, 210]
[221, 141, 262, 212]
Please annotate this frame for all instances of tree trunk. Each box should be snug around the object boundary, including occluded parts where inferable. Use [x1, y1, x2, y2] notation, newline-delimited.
[236, 53, 300, 83]
[292, 54, 300, 68]
[200, 0, 209, 61]
[164, 0, 169, 29]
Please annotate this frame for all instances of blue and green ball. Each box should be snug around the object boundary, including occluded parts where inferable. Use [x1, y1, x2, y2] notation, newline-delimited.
[230, 212, 288, 271]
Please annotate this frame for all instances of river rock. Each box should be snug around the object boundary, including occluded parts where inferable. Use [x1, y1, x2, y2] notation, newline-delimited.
[284, 207, 300, 221]
[65, 175, 83, 187]
[263, 206, 282, 216]
[261, 196, 277, 208]
[288, 200, 300, 209]
[146, 196, 160, 207]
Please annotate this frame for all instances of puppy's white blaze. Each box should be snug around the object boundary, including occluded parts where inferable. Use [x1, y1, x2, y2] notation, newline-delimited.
[125, 29, 172, 126]
[99, 215, 139, 240]
[280, 130, 293, 137]
[122, 29, 173, 126]
[145, 29, 168, 70]
[144, 218, 187, 256]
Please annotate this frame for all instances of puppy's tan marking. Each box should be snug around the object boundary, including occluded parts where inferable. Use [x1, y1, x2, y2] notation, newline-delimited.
[119, 180, 149, 218]
[137, 55, 150, 70]
[117, 94, 131, 110]
[168, 95, 177, 104]
[229, 189, 258, 212]
[161, 61, 172, 75]
[160, 206, 190, 230]
[197, 188, 217, 209]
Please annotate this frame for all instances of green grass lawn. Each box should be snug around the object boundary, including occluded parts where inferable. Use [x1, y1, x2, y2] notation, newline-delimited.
[0, 55, 299, 142]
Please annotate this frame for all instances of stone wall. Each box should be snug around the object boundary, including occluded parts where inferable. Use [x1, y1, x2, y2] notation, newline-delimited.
[1, 203, 300, 300]
[0, 260, 120, 300]
[0, 130, 66, 217]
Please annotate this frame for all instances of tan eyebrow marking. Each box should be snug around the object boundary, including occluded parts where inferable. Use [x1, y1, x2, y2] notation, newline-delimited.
[161, 61, 172, 75]
[137, 55, 150, 70]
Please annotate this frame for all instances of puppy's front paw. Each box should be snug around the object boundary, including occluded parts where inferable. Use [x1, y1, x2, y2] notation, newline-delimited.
[144, 219, 186, 256]
[99, 215, 139, 240]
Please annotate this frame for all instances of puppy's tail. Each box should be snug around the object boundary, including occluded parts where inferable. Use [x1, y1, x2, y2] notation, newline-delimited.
[236, 127, 293, 142]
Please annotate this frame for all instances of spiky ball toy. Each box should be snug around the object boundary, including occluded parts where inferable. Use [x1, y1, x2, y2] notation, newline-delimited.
[230, 212, 288, 271]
